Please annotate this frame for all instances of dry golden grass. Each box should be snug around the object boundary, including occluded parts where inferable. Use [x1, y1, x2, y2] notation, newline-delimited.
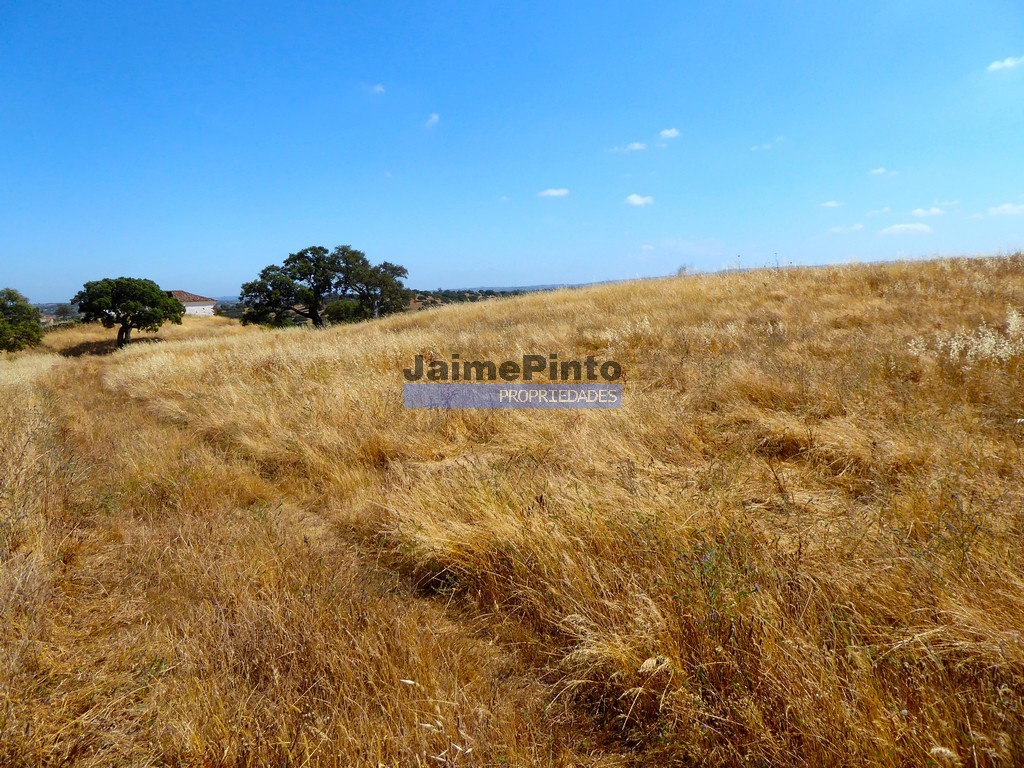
[2, 255, 1024, 766]
[36, 314, 257, 358]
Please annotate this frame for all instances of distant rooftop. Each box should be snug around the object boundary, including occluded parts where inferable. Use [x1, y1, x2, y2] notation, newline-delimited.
[169, 290, 217, 303]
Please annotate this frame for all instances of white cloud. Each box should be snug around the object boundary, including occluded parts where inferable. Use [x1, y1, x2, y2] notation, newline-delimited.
[625, 193, 653, 206]
[869, 167, 887, 175]
[425, 113, 440, 128]
[751, 135, 785, 151]
[879, 223, 932, 236]
[989, 202, 1024, 216]
[641, 244, 655, 251]
[371, 84, 385, 94]
[828, 224, 864, 233]
[912, 207, 944, 217]
[660, 128, 680, 139]
[867, 206, 891, 216]
[538, 188, 569, 198]
[613, 141, 647, 152]
[819, 201, 845, 208]
[987, 56, 1024, 72]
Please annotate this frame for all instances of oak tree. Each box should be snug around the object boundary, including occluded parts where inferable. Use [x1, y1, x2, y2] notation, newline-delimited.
[72, 278, 185, 347]
[0, 288, 44, 352]
[240, 245, 410, 327]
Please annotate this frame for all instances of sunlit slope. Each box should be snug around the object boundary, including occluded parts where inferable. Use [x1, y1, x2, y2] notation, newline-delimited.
[4, 255, 1024, 766]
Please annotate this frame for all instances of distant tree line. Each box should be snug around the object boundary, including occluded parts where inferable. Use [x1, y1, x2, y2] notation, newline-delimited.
[411, 287, 527, 309]
[53, 303, 79, 323]
[1, 243, 527, 355]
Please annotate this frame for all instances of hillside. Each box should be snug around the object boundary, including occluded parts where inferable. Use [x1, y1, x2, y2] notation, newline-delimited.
[2, 255, 1023, 766]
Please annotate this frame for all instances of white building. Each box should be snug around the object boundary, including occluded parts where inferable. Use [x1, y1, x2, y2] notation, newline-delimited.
[169, 290, 217, 316]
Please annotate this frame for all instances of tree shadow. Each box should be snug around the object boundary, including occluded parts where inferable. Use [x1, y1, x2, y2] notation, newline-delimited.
[59, 337, 164, 358]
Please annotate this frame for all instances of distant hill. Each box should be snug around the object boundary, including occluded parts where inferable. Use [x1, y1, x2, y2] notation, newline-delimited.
[32, 302, 70, 316]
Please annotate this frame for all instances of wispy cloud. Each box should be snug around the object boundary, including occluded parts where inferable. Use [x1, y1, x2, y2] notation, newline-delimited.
[819, 201, 845, 208]
[613, 142, 647, 152]
[912, 207, 944, 217]
[869, 167, 897, 176]
[371, 84, 385, 94]
[828, 224, 864, 233]
[538, 188, 570, 198]
[660, 128, 680, 139]
[989, 202, 1024, 216]
[987, 56, 1024, 72]
[751, 135, 784, 151]
[879, 223, 931, 236]
[867, 206, 891, 216]
[625, 193, 653, 206]
[425, 113, 440, 128]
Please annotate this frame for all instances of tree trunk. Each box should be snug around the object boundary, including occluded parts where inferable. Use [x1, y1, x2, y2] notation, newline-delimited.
[117, 325, 132, 347]
[309, 308, 324, 329]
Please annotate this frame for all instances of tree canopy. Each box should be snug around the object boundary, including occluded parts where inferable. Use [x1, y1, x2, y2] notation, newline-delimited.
[0, 288, 44, 352]
[72, 277, 185, 347]
[240, 245, 410, 328]
[54, 303, 77, 322]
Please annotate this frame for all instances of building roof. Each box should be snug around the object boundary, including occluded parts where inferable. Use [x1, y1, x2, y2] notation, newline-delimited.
[169, 290, 217, 303]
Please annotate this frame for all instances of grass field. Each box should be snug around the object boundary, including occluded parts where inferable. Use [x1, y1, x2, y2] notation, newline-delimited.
[2, 255, 1023, 766]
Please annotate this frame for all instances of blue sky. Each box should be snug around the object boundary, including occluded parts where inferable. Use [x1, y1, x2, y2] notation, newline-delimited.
[2, 1, 1023, 302]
